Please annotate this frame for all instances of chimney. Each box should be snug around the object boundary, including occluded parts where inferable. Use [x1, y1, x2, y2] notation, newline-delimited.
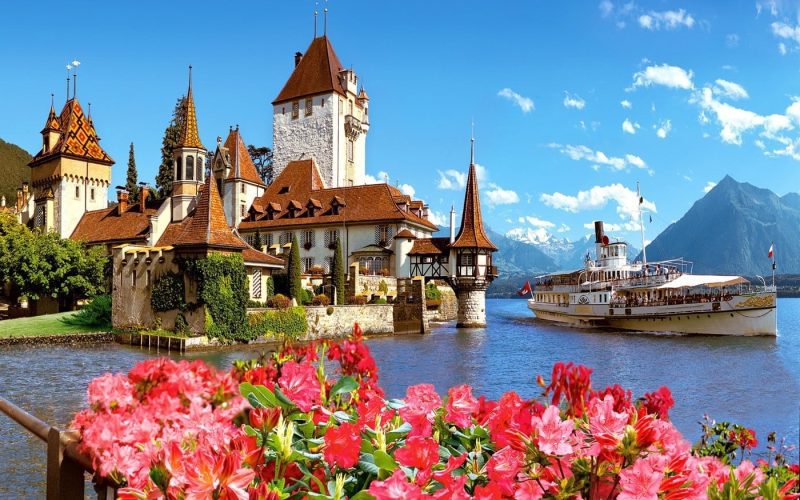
[294, 51, 303, 67]
[117, 189, 129, 214]
[16, 188, 22, 211]
[140, 186, 149, 212]
[22, 183, 29, 205]
[449, 204, 456, 244]
[594, 221, 605, 244]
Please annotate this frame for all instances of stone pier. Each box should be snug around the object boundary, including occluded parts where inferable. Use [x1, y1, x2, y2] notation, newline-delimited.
[456, 287, 488, 328]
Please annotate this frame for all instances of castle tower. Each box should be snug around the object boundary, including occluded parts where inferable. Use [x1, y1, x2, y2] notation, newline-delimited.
[449, 138, 498, 327]
[27, 94, 114, 237]
[212, 127, 266, 227]
[272, 36, 370, 189]
[171, 66, 207, 222]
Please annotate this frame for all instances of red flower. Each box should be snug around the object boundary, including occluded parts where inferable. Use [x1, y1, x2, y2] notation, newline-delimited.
[278, 361, 321, 412]
[368, 469, 426, 500]
[395, 436, 439, 484]
[544, 362, 593, 418]
[643, 386, 674, 420]
[433, 453, 467, 489]
[486, 446, 525, 496]
[323, 422, 361, 469]
[445, 384, 479, 428]
[400, 384, 442, 438]
[248, 407, 281, 434]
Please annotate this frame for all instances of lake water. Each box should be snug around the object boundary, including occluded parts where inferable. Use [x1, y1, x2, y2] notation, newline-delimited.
[1, 298, 798, 496]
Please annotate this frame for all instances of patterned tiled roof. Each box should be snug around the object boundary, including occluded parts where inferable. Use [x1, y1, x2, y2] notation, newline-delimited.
[239, 159, 437, 232]
[41, 102, 60, 133]
[70, 201, 158, 244]
[178, 71, 205, 150]
[29, 98, 114, 167]
[273, 36, 347, 104]
[451, 163, 497, 250]
[223, 128, 264, 186]
[172, 175, 245, 249]
[408, 237, 451, 256]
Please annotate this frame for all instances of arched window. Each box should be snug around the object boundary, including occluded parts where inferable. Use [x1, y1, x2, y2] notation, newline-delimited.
[196, 157, 203, 181]
[185, 156, 195, 180]
[176, 157, 183, 180]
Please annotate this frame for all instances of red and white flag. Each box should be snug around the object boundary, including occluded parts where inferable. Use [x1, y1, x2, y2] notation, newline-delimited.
[517, 281, 532, 297]
[768, 243, 774, 259]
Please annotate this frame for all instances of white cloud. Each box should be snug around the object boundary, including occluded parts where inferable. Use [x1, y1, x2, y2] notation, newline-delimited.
[541, 184, 657, 225]
[398, 183, 415, 198]
[703, 181, 717, 193]
[726, 34, 740, 47]
[631, 63, 694, 90]
[557, 223, 570, 233]
[520, 215, 555, 228]
[563, 92, 586, 110]
[771, 21, 800, 43]
[712, 79, 749, 100]
[549, 143, 649, 172]
[599, 0, 614, 17]
[498, 88, 534, 113]
[693, 87, 793, 145]
[638, 9, 695, 30]
[622, 118, 639, 134]
[620, 99, 632, 109]
[437, 169, 466, 190]
[364, 171, 390, 184]
[485, 184, 520, 205]
[427, 210, 449, 227]
[779, 42, 788, 55]
[656, 119, 672, 139]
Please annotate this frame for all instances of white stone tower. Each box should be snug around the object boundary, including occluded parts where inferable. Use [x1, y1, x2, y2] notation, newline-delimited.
[171, 66, 207, 222]
[272, 36, 370, 189]
[27, 92, 114, 238]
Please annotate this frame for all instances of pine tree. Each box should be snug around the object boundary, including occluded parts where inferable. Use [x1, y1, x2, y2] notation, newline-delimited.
[125, 143, 139, 203]
[288, 234, 303, 302]
[155, 96, 187, 198]
[332, 238, 345, 305]
[253, 230, 263, 251]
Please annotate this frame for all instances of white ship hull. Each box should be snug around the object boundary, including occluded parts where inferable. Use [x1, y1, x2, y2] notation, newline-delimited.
[527, 293, 777, 336]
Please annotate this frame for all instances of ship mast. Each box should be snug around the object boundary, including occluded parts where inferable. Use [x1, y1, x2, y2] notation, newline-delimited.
[637, 181, 648, 268]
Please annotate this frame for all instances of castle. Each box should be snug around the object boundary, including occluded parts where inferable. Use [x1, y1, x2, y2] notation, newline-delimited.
[17, 32, 497, 329]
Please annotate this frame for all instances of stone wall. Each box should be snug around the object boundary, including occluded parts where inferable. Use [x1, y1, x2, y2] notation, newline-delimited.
[456, 288, 487, 327]
[355, 275, 397, 298]
[304, 304, 394, 340]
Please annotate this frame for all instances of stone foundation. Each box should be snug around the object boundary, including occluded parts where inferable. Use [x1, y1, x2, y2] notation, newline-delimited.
[456, 288, 487, 327]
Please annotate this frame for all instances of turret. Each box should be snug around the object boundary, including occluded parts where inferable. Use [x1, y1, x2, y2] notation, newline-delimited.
[171, 66, 207, 222]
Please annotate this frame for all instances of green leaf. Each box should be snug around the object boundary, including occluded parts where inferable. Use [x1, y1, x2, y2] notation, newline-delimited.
[350, 492, 375, 500]
[333, 411, 354, 423]
[374, 449, 398, 472]
[386, 399, 406, 410]
[386, 422, 412, 441]
[239, 382, 279, 408]
[358, 454, 380, 475]
[330, 376, 359, 397]
[274, 385, 297, 407]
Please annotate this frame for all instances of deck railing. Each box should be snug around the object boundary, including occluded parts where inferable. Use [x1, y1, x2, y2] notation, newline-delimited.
[0, 395, 118, 499]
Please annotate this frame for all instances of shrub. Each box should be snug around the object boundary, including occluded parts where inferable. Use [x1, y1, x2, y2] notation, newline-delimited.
[348, 295, 367, 305]
[173, 313, 188, 334]
[425, 282, 442, 301]
[247, 299, 266, 308]
[268, 293, 290, 310]
[247, 306, 307, 340]
[326, 305, 335, 315]
[301, 288, 313, 305]
[378, 279, 389, 294]
[372, 297, 387, 305]
[61, 295, 112, 327]
[311, 294, 330, 306]
[151, 272, 185, 312]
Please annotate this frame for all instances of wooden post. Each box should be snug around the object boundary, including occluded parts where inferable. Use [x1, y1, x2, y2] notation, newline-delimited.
[46, 428, 84, 499]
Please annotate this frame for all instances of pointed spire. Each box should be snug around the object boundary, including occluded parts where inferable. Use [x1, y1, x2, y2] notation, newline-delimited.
[42, 94, 60, 132]
[451, 137, 497, 251]
[177, 65, 206, 150]
[174, 174, 246, 249]
[470, 121, 475, 165]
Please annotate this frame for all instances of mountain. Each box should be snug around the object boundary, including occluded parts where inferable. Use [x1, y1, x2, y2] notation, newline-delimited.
[505, 229, 639, 270]
[641, 175, 800, 275]
[0, 138, 32, 206]
[485, 227, 558, 276]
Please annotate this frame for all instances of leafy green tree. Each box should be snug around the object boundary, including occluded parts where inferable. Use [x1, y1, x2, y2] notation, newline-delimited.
[155, 96, 187, 198]
[253, 230, 263, 251]
[332, 238, 345, 305]
[288, 234, 303, 302]
[247, 145, 274, 185]
[125, 142, 139, 203]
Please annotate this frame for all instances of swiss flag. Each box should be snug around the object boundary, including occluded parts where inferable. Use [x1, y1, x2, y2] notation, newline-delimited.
[517, 281, 532, 297]
[768, 243, 774, 259]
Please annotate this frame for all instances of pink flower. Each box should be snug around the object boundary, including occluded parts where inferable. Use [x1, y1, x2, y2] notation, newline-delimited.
[618, 456, 663, 500]
[278, 361, 321, 412]
[394, 436, 439, 484]
[587, 395, 629, 450]
[87, 373, 136, 411]
[323, 422, 361, 469]
[445, 384, 479, 428]
[368, 469, 426, 500]
[531, 405, 574, 456]
[400, 384, 441, 438]
[486, 446, 525, 495]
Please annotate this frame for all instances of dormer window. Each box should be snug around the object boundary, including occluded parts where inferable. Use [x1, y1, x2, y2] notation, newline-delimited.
[306, 198, 322, 217]
[331, 195, 346, 216]
[287, 200, 302, 218]
[279, 186, 290, 194]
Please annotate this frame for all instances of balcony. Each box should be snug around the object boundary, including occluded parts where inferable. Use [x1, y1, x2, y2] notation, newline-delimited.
[344, 114, 364, 140]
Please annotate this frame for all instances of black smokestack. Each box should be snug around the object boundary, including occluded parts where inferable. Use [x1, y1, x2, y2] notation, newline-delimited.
[594, 221, 605, 243]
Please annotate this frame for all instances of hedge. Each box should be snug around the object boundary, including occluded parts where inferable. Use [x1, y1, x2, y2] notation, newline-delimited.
[247, 306, 307, 340]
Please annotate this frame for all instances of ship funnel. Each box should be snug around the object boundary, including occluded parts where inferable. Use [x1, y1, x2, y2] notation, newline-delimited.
[594, 221, 605, 244]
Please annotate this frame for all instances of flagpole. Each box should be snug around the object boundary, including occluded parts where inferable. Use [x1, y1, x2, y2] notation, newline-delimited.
[772, 242, 776, 290]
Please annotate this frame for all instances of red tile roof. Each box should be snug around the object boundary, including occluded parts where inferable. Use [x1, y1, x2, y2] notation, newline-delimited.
[242, 245, 284, 267]
[70, 201, 158, 244]
[29, 98, 114, 167]
[273, 36, 347, 105]
[172, 175, 246, 250]
[178, 73, 205, 150]
[408, 237, 451, 256]
[223, 128, 264, 186]
[239, 159, 438, 232]
[394, 229, 417, 239]
[451, 163, 497, 251]
[41, 102, 60, 133]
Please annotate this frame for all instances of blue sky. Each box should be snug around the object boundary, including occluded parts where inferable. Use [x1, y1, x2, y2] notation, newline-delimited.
[2, 0, 799, 246]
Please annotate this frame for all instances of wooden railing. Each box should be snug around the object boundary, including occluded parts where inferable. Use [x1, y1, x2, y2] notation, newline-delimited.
[0, 395, 118, 499]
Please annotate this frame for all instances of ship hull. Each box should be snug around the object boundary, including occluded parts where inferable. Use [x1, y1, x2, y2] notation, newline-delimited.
[527, 293, 777, 336]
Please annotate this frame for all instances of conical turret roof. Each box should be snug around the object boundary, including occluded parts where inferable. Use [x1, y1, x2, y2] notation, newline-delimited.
[451, 162, 497, 251]
[173, 174, 246, 250]
[177, 67, 205, 150]
[273, 36, 347, 105]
